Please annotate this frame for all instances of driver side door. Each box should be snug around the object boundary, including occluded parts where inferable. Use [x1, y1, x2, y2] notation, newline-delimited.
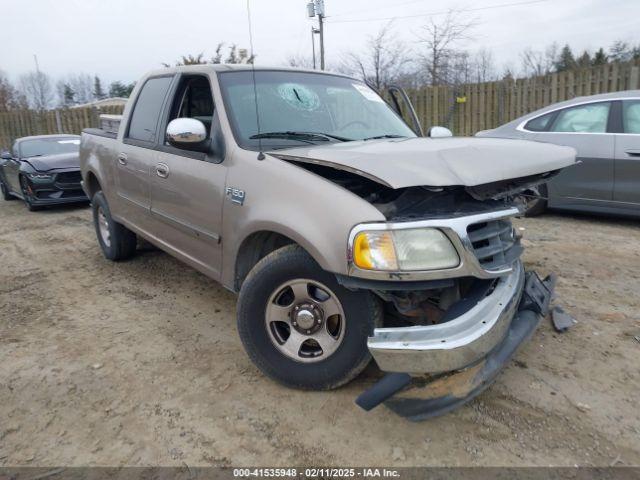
[3, 141, 22, 193]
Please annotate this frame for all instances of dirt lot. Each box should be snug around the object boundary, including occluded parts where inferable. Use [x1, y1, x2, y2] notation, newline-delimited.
[1, 199, 639, 467]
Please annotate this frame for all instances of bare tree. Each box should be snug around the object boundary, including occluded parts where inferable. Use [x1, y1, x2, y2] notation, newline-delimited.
[286, 54, 315, 69]
[473, 48, 496, 83]
[19, 70, 54, 110]
[0, 70, 28, 111]
[520, 43, 558, 77]
[416, 10, 476, 86]
[342, 22, 413, 91]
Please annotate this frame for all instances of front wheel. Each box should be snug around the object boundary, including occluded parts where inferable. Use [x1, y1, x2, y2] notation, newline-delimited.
[91, 191, 137, 261]
[522, 184, 547, 217]
[237, 245, 382, 390]
[20, 176, 41, 211]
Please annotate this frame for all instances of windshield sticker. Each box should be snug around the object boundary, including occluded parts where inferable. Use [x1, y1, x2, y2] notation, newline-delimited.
[352, 83, 384, 103]
[58, 139, 80, 145]
[277, 83, 320, 111]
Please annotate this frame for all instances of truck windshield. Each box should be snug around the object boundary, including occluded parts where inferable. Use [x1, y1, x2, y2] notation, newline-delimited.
[218, 70, 416, 150]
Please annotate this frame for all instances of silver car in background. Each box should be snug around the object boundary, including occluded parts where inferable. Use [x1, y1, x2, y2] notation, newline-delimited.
[477, 91, 640, 217]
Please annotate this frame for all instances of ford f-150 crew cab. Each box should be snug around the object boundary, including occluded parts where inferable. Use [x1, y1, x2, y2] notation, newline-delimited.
[80, 65, 575, 420]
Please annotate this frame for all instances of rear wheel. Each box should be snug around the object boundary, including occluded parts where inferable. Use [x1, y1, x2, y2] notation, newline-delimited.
[1, 179, 15, 201]
[91, 191, 137, 261]
[237, 244, 382, 390]
[20, 176, 41, 211]
[522, 184, 547, 217]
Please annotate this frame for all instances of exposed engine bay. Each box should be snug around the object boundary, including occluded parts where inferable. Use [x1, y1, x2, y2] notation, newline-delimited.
[284, 159, 544, 328]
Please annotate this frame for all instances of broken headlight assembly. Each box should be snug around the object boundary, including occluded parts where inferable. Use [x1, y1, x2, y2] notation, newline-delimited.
[351, 227, 460, 271]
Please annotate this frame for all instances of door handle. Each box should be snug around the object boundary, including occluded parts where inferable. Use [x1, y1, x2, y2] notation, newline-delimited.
[156, 163, 169, 178]
[625, 150, 640, 157]
[117, 153, 128, 165]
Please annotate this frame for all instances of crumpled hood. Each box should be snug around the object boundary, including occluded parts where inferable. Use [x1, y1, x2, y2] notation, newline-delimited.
[270, 137, 576, 188]
[25, 152, 80, 172]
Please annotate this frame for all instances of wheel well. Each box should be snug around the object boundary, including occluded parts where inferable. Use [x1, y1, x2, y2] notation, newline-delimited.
[234, 231, 296, 291]
[85, 172, 101, 199]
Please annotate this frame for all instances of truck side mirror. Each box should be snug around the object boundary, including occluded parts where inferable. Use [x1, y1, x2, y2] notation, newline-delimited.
[166, 118, 209, 152]
[0, 151, 12, 160]
[427, 126, 453, 138]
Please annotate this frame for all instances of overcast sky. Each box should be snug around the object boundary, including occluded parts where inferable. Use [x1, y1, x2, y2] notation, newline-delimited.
[2, 0, 639, 85]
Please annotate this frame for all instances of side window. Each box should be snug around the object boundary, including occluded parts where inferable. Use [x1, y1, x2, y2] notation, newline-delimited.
[127, 76, 173, 143]
[524, 112, 555, 132]
[550, 102, 611, 133]
[623, 101, 640, 134]
[11, 142, 19, 157]
[168, 76, 214, 140]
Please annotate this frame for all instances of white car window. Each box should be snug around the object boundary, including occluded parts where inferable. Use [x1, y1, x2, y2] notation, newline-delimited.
[623, 101, 640, 134]
[551, 102, 610, 133]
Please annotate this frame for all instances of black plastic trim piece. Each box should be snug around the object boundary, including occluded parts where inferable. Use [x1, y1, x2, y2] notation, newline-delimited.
[335, 274, 455, 292]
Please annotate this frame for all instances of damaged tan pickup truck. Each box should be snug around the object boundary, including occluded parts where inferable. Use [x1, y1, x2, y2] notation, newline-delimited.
[80, 65, 575, 420]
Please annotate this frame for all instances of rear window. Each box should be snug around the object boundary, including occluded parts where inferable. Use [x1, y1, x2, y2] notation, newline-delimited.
[550, 102, 611, 133]
[127, 76, 173, 143]
[623, 101, 640, 134]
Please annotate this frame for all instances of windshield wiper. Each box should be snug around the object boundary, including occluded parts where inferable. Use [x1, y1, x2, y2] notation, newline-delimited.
[250, 131, 352, 142]
[363, 134, 407, 141]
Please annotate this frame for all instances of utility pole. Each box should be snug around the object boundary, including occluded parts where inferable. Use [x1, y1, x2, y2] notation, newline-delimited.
[307, 0, 325, 70]
[311, 27, 318, 69]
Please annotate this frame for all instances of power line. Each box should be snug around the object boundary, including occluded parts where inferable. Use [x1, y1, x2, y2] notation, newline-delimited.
[325, 0, 551, 24]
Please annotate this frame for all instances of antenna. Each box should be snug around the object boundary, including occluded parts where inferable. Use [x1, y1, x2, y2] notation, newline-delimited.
[246, 0, 265, 160]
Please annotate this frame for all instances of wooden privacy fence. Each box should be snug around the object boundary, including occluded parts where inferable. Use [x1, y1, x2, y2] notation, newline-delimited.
[404, 60, 640, 136]
[0, 105, 124, 150]
[1, 60, 639, 149]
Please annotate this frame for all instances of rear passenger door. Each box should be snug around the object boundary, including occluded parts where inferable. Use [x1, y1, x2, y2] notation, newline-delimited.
[149, 74, 227, 280]
[613, 99, 640, 206]
[116, 75, 174, 226]
[533, 101, 615, 203]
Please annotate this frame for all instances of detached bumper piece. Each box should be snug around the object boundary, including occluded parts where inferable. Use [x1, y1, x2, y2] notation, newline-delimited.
[356, 269, 555, 421]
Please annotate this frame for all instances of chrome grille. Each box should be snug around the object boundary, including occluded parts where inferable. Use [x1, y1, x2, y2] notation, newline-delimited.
[467, 219, 523, 271]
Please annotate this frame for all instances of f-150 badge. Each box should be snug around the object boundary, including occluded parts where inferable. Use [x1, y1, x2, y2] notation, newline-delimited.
[226, 187, 245, 205]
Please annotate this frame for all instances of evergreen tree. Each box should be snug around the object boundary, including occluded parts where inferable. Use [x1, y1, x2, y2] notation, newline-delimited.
[93, 76, 106, 100]
[108, 81, 135, 98]
[576, 51, 591, 68]
[592, 48, 608, 66]
[554, 44, 576, 72]
[63, 83, 75, 106]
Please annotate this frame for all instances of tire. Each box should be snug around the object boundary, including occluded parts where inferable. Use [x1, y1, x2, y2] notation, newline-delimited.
[19, 176, 41, 211]
[1, 179, 15, 201]
[523, 183, 547, 217]
[237, 244, 382, 390]
[91, 191, 137, 261]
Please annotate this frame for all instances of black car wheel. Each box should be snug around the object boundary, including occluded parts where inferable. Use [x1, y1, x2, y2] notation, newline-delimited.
[91, 191, 137, 261]
[522, 184, 547, 217]
[237, 244, 382, 390]
[1, 179, 15, 201]
[19, 176, 41, 211]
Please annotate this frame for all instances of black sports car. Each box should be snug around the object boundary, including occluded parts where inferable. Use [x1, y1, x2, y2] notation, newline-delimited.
[0, 134, 88, 211]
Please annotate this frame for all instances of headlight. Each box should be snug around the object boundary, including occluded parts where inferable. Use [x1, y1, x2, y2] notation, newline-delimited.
[352, 228, 459, 271]
[28, 173, 53, 180]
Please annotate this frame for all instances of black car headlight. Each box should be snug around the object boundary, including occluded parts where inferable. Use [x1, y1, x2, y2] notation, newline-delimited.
[28, 173, 54, 180]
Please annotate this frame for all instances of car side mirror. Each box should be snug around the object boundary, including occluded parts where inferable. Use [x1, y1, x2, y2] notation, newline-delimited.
[427, 126, 453, 138]
[166, 118, 210, 152]
[0, 151, 12, 160]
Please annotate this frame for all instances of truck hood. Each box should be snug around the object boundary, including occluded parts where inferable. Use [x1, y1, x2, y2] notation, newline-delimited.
[270, 137, 576, 189]
[24, 152, 80, 172]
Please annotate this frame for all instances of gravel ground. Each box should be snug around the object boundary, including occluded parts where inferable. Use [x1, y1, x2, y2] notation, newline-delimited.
[0, 199, 639, 467]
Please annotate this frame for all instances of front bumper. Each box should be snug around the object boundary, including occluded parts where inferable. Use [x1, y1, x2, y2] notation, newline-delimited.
[357, 265, 556, 420]
[368, 262, 525, 375]
[26, 170, 88, 205]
